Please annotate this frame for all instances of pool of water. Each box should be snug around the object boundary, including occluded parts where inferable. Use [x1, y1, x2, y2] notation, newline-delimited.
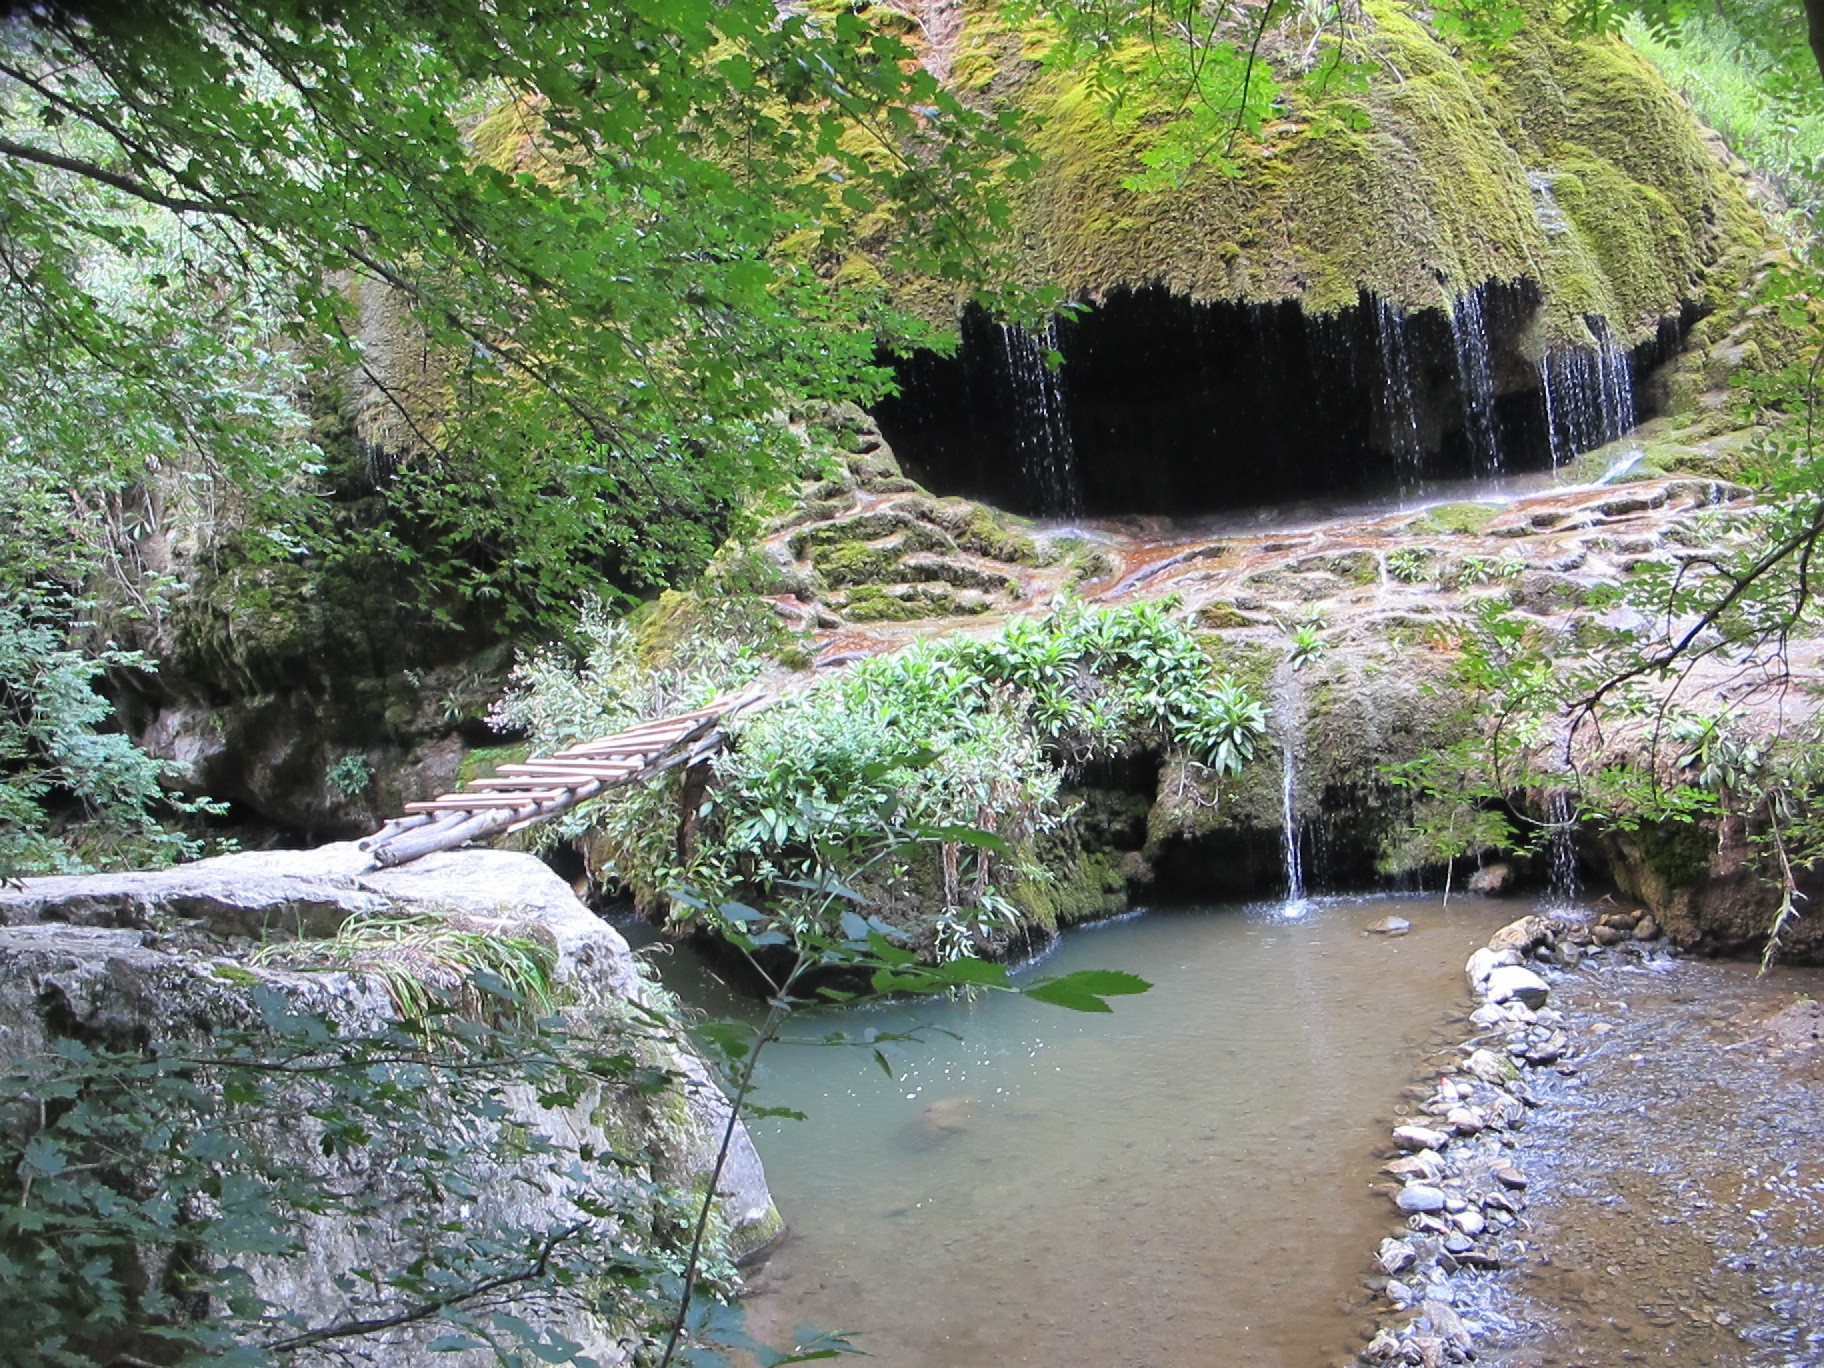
[634, 896, 1512, 1368]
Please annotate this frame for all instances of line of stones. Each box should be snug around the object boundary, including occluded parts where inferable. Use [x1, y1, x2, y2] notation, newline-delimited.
[1356, 912, 1599, 1366]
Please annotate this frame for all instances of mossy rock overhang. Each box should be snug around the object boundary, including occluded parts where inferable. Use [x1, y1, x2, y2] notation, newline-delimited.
[874, 1, 1773, 517]
[934, 0, 1768, 349]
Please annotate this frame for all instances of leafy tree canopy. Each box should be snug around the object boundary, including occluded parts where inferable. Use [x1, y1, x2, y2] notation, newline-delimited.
[0, 0, 1040, 615]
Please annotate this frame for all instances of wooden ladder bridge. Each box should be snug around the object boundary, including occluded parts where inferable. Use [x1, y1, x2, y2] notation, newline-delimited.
[360, 686, 775, 867]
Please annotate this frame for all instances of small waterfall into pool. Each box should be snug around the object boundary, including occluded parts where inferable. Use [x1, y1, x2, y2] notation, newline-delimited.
[997, 320, 1082, 517]
[1538, 322, 1638, 467]
[1281, 742, 1307, 909]
[1543, 789, 1581, 906]
[1272, 665, 1311, 913]
[1448, 287, 1503, 473]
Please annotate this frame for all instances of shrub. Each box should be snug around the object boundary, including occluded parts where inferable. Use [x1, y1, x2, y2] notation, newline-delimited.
[0, 984, 699, 1367]
[494, 601, 1269, 954]
[0, 590, 211, 880]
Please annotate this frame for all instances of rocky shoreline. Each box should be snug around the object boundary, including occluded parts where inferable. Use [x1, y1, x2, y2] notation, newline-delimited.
[1356, 904, 1674, 1365]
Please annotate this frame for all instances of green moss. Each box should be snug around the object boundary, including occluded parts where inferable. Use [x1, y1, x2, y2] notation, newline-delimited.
[1635, 428, 1769, 484]
[805, 526, 964, 588]
[630, 589, 784, 668]
[930, 500, 1055, 566]
[922, 0, 1767, 349]
[811, 539, 904, 586]
[1298, 550, 1379, 585]
[789, 511, 955, 558]
[459, 743, 531, 786]
[1015, 847, 1128, 932]
[1625, 813, 1714, 893]
[1414, 502, 1502, 534]
[1195, 601, 1260, 630]
[839, 583, 987, 621]
[1063, 547, 1117, 588]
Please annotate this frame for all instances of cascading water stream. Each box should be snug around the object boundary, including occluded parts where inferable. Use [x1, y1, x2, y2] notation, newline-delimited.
[1447, 288, 1502, 473]
[1272, 664, 1311, 914]
[1538, 321, 1637, 467]
[1543, 789, 1580, 906]
[1281, 743, 1307, 909]
[1372, 298, 1424, 467]
[997, 320, 1082, 518]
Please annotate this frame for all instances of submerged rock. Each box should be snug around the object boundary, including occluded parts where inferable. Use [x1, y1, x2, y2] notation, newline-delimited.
[1393, 1124, 1451, 1152]
[1378, 1238, 1417, 1275]
[1467, 863, 1515, 895]
[1465, 1048, 1520, 1085]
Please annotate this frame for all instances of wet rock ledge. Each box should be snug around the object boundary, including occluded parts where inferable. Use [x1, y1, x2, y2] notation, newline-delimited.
[1357, 908, 1671, 1365]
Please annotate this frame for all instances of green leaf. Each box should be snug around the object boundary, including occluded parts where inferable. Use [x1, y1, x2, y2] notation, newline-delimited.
[1022, 970, 1152, 1013]
[920, 824, 1012, 855]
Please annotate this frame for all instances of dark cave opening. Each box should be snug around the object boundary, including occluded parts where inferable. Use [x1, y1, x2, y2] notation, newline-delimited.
[873, 283, 1691, 519]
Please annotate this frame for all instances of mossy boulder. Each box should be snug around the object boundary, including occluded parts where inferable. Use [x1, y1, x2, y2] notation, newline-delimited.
[141, 556, 511, 839]
[938, 0, 1771, 352]
[1144, 641, 1470, 894]
[1413, 503, 1503, 535]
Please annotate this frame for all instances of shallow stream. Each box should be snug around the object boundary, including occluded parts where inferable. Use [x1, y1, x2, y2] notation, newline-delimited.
[1478, 955, 1824, 1368]
[637, 897, 1512, 1367]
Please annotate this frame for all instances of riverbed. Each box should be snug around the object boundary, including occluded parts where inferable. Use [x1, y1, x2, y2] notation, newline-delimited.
[1475, 953, 1824, 1368]
[635, 896, 1512, 1367]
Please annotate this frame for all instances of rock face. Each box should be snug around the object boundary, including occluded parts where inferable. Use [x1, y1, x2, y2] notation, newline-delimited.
[124, 560, 510, 842]
[0, 846, 779, 1362]
[1601, 819, 1824, 962]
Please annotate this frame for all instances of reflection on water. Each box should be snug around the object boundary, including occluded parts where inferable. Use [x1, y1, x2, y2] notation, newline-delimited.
[637, 897, 1511, 1368]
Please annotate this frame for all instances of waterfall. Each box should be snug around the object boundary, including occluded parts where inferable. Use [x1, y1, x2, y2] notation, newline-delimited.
[997, 320, 1082, 518]
[1281, 740, 1306, 909]
[1544, 790, 1580, 906]
[1372, 298, 1423, 466]
[1538, 320, 1638, 467]
[1447, 288, 1502, 473]
[1271, 665, 1310, 914]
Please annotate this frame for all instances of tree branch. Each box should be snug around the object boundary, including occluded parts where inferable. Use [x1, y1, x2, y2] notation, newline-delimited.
[0, 136, 241, 219]
[261, 1222, 587, 1355]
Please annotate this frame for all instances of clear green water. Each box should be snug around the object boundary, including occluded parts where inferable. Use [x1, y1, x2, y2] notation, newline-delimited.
[637, 897, 1510, 1368]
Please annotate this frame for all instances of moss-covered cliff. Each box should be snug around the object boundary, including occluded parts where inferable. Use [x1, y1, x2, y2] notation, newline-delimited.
[942, 0, 1772, 351]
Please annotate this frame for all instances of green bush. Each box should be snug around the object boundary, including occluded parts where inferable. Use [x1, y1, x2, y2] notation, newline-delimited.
[0, 591, 209, 880]
[0, 984, 700, 1367]
[1624, 11, 1824, 218]
[495, 601, 1268, 955]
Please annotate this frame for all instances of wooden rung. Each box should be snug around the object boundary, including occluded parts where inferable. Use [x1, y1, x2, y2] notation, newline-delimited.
[566, 734, 689, 758]
[498, 758, 644, 777]
[574, 717, 697, 744]
[573, 712, 718, 746]
[404, 791, 563, 813]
